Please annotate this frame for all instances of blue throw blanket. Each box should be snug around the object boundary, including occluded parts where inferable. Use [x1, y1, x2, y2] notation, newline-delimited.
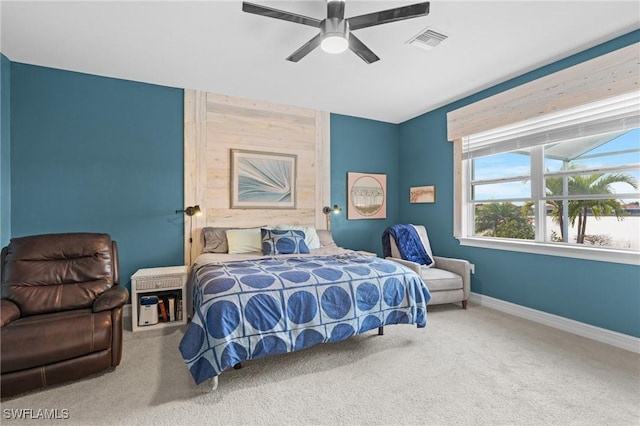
[382, 225, 432, 266]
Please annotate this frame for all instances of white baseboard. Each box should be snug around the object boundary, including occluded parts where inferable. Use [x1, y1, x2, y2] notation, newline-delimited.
[469, 292, 640, 354]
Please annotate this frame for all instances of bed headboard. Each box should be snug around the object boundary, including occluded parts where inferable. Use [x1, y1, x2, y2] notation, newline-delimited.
[183, 90, 331, 265]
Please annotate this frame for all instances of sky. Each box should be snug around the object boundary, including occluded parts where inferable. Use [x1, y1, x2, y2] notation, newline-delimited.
[473, 128, 640, 202]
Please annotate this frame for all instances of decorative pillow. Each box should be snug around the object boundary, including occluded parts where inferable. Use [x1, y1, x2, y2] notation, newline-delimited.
[225, 228, 262, 254]
[261, 229, 310, 255]
[275, 225, 321, 249]
[202, 227, 231, 253]
[316, 230, 337, 248]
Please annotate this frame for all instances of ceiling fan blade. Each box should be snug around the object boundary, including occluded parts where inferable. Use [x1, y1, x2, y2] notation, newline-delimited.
[347, 2, 430, 31]
[348, 33, 380, 64]
[242, 2, 322, 28]
[286, 34, 322, 62]
[327, 0, 346, 20]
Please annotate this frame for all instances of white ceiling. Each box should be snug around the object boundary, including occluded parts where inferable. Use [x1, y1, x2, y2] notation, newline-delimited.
[1, 1, 639, 123]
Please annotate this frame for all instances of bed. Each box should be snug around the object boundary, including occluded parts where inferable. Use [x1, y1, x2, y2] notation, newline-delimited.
[179, 227, 431, 386]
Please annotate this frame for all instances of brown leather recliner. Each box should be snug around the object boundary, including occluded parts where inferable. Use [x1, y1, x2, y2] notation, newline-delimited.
[0, 233, 129, 398]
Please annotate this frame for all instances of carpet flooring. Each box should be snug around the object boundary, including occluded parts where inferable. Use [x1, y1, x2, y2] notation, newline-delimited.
[1, 303, 638, 425]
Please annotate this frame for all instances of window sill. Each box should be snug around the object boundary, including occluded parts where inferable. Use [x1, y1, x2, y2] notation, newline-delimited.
[457, 237, 640, 266]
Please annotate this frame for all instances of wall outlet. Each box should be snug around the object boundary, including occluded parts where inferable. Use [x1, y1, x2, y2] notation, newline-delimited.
[470, 263, 475, 274]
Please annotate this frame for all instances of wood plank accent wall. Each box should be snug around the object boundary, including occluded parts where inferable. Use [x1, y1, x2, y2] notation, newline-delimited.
[183, 90, 330, 265]
[447, 42, 640, 141]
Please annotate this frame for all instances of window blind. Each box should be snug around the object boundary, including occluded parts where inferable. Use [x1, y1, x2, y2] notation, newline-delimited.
[463, 91, 640, 160]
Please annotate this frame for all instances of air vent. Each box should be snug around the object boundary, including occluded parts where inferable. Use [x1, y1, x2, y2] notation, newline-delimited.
[407, 27, 448, 50]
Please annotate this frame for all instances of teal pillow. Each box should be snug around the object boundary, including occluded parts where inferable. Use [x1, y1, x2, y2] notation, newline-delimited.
[261, 229, 310, 255]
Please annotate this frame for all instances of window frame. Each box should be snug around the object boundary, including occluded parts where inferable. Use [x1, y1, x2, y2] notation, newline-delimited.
[456, 234, 639, 265]
[455, 133, 640, 266]
[447, 42, 640, 266]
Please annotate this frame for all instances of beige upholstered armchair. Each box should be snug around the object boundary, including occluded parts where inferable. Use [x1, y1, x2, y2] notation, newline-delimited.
[384, 225, 471, 309]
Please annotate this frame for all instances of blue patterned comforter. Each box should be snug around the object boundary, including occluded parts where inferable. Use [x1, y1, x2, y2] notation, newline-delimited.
[179, 252, 431, 384]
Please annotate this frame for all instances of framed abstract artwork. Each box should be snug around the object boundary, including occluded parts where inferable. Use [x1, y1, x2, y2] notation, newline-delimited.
[230, 149, 297, 209]
[347, 172, 387, 220]
[410, 185, 435, 203]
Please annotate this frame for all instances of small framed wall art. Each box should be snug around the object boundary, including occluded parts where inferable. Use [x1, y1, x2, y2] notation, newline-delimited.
[230, 149, 297, 209]
[347, 172, 387, 220]
[410, 185, 435, 203]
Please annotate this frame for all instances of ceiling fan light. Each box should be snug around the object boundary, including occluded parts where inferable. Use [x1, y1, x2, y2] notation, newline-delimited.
[321, 35, 348, 53]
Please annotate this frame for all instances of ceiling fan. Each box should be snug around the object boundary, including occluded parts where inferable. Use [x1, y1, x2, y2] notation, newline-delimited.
[242, 0, 430, 64]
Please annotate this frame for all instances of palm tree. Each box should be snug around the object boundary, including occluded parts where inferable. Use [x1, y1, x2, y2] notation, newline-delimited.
[568, 173, 637, 243]
[545, 175, 566, 240]
[475, 202, 530, 237]
[547, 171, 637, 243]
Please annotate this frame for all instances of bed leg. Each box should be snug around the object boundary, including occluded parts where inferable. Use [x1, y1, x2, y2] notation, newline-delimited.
[209, 376, 218, 391]
[378, 326, 384, 336]
[233, 362, 242, 370]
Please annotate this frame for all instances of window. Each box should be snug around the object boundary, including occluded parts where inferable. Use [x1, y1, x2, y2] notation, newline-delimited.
[460, 92, 640, 264]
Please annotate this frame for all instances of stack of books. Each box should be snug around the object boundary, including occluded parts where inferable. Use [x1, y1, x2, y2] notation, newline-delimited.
[155, 292, 182, 322]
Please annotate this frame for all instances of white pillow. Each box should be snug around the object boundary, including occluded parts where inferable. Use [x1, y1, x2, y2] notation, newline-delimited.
[275, 224, 321, 249]
[225, 228, 262, 254]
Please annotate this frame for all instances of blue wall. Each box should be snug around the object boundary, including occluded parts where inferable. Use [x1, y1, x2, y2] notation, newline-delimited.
[398, 30, 640, 337]
[1, 54, 10, 247]
[330, 114, 400, 256]
[3, 30, 638, 337]
[10, 63, 184, 292]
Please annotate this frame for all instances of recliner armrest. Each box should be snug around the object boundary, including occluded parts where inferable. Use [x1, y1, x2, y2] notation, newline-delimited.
[385, 257, 421, 275]
[1, 299, 21, 327]
[93, 286, 129, 313]
[433, 256, 471, 300]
